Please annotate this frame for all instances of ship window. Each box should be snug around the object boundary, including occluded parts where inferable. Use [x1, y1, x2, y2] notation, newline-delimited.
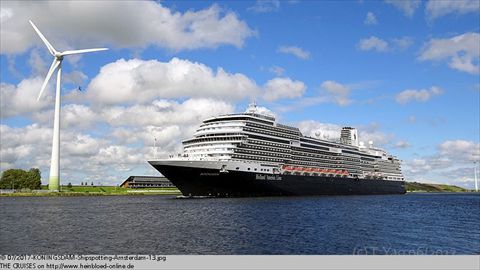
[254, 168, 257, 171]
[248, 168, 251, 170]
[236, 167, 239, 170]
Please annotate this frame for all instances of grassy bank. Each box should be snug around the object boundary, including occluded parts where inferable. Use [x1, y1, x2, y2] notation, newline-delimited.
[1, 182, 473, 197]
[405, 182, 471, 193]
[0, 185, 181, 197]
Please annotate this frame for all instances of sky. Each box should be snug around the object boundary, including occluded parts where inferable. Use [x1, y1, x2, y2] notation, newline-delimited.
[0, 0, 479, 188]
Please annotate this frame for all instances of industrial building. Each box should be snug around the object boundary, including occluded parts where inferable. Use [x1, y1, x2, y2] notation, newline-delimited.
[120, 176, 175, 188]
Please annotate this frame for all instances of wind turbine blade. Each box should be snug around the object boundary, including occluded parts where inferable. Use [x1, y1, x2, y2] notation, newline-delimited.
[37, 59, 61, 101]
[61, 48, 109, 56]
[29, 20, 57, 56]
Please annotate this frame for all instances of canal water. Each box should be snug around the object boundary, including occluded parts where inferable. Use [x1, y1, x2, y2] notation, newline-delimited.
[1, 193, 478, 254]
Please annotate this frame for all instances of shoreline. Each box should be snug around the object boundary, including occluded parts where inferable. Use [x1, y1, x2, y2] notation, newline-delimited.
[0, 182, 474, 197]
[0, 191, 182, 197]
[0, 188, 182, 197]
[1, 190, 476, 197]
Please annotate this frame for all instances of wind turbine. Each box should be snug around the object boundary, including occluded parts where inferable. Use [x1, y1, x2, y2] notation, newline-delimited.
[29, 20, 108, 191]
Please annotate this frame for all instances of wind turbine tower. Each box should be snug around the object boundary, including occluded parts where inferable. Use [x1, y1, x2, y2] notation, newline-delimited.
[30, 20, 108, 191]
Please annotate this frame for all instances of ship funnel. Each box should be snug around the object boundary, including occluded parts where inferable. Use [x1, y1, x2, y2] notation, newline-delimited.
[340, 127, 358, 146]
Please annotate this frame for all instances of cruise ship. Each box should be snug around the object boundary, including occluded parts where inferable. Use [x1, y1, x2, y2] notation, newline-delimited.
[148, 103, 406, 197]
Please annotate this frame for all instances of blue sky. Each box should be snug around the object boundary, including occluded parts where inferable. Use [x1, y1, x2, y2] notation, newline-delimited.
[1, 0, 479, 188]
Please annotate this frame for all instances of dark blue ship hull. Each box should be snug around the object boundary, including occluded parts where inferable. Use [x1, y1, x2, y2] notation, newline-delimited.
[150, 163, 406, 197]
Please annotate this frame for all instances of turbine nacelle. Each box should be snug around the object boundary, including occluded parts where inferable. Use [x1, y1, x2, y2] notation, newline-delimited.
[54, 52, 63, 60]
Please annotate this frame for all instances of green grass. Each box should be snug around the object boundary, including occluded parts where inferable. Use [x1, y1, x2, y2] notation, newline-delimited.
[406, 182, 470, 193]
[60, 186, 129, 193]
[1, 185, 181, 197]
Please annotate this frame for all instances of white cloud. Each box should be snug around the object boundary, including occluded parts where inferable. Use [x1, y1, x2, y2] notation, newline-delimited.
[83, 57, 308, 105]
[320, 80, 352, 106]
[26, 104, 98, 131]
[404, 158, 445, 174]
[0, 77, 53, 118]
[0, 124, 51, 151]
[418, 32, 480, 74]
[63, 71, 88, 86]
[100, 98, 234, 127]
[93, 146, 144, 166]
[263, 77, 306, 101]
[385, 0, 421, 17]
[364, 12, 377, 25]
[28, 49, 47, 76]
[60, 104, 97, 129]
[439, 140, 480, 162]
[392, 37, 414, 50]
[277, 46, 311, 60]
[297, 120, 392, 147]
[395, 86, 443, 104]
[356, 122, 393, 147]
[3, 57, 306, 129]
[403, 139, 480, 188]
[357, 36, 389, 52]
[394, 140, 411, 148]
[358, 36, 414, 53]
[425, 0, 480, 21]
[0, 1, 254, 55]
[439, 167, 479, 187]
[0, 98, 234, 184]
[86, 58, 260, 105]
[248, 0, 280, 13]
[0, 124, 104, 172]
[297, 121, 342, 140]
[63, 133, 105, 157]
[253, 106, 276, 118]
[269, 66, 285, 76]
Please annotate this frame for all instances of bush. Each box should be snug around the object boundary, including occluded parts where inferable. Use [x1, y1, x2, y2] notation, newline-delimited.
[0, 168, 42, 190]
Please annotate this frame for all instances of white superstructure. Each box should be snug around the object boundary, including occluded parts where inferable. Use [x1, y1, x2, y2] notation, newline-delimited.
[174, 103, 403, 181]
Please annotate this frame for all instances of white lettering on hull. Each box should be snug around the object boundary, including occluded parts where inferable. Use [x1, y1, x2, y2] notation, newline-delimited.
[255, 174, 282, 181]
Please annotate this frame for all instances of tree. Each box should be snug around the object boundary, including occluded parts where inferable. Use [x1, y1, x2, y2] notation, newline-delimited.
[26, 168, 41, 190]
[91, 181, 94, 186]
[0, 168, 42, 190]
[67, 182, 72, 188]
[0, 169, 22, 189]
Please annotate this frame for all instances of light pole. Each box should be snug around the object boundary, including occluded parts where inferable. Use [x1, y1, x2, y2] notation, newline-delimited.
[154, 136, 157, 159]
[474, 161, 478, 192]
